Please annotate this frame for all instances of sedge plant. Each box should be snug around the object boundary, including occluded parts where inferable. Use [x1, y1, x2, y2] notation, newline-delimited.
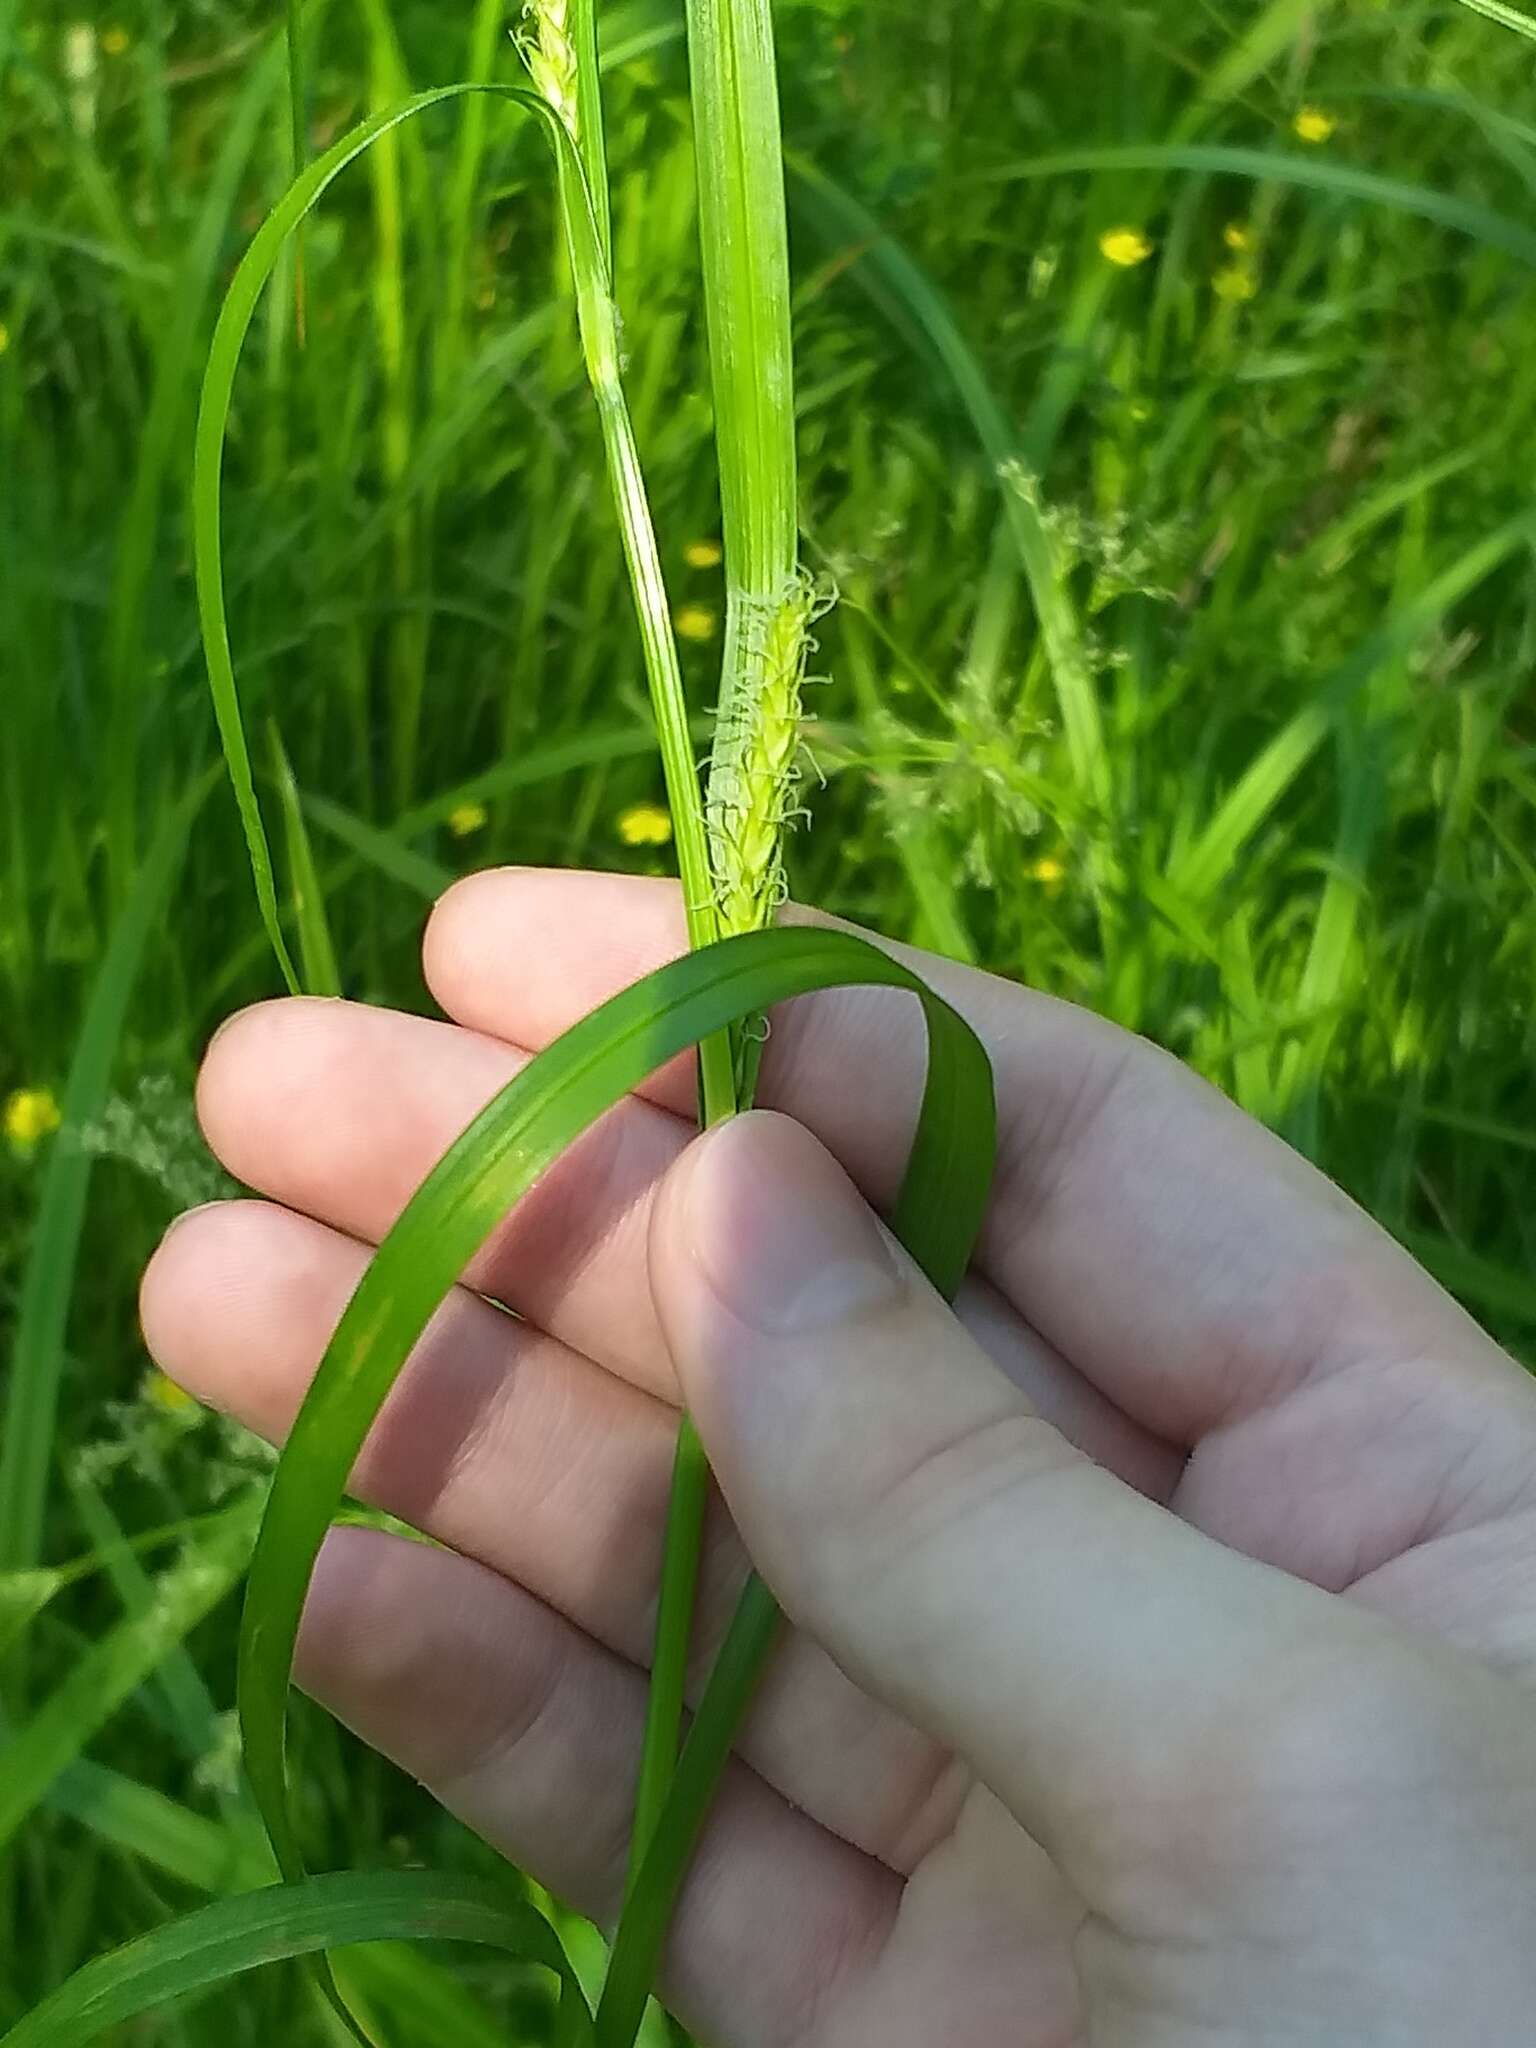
[0, 4, 998, 2045]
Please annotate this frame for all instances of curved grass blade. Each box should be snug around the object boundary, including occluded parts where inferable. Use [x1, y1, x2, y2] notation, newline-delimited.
[981, 145, 1536, 272]
[194, 80, 721, 1072]
[239, 924, 996, 1944]
[0, 1871, 595, 2048]
[194, 87, 542, 999]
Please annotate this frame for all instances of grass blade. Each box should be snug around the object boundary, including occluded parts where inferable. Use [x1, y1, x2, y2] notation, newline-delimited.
[269, 725, 342, 996]
[0, 770, 217, 1583]
[1454, 0, 1536, 39]
[0, 1871, 595, 2048]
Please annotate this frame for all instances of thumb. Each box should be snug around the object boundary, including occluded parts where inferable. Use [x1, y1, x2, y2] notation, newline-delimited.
[649, 1111, 1363, 1889]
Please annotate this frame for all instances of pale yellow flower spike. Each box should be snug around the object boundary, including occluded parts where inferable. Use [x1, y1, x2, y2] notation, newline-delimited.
[5, 1087, 62, 1148]
[618, 802, 674, 849]
[1293, 106, 1336, 145]
[1099, 227, 1153, 269]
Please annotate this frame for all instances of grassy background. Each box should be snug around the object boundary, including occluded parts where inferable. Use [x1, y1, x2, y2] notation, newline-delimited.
[4, 0, 1536, 2038]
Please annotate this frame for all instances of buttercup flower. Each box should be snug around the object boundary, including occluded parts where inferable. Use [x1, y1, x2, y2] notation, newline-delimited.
[1098, 227, 1153, 269]
[1213, 264, 1258, 303]
[447, 802, 487, 838]
[1293, 106, 1336, 144]
[685, 539, 723, 569]
[5, 1087, 62, 1148]
[674, 603, 717, 643]
[618, 802, 674, 848]
[1223, 222, 1252, 252]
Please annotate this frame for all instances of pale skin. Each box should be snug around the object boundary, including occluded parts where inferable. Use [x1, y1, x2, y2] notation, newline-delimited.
[141, 868, 1536, 2047]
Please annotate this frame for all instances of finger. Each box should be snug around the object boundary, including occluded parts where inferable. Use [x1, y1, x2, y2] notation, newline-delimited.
[426, 869, 1512, 1443]
[139, 1199, 956, 1870]
[647, 1112, 1409, 1913]
[194, 998, 1175, 1491]
[298, 1525, 896, 2048]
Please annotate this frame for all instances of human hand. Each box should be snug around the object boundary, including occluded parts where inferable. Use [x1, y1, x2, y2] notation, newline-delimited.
[142, 870, 1536, 2046]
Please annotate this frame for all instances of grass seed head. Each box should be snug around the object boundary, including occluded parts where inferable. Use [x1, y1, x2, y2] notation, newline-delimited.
[518, 0, 580, 141]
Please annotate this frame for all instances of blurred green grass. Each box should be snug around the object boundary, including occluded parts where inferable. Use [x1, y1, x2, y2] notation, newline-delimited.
[3, 0, 1536, 2039]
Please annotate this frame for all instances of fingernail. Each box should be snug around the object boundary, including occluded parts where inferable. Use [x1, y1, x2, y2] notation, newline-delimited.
[685, 1113, 904, 1337]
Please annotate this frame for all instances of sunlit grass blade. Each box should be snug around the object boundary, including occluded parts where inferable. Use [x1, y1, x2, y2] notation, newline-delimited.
[300, 792, 453, 903]
[0, 1499, 258, 1858]
[238, 924, 994, 1936]
[0, 1572, 67, 1661]
[0, 1870, 596, 2048]
[0, 769, 217, 1586]
[1454, 0, 1536, 40]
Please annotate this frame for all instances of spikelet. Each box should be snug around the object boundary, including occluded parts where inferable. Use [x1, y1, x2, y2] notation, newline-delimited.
[706, 573, 828, 935]
[518, 0, 579, 141]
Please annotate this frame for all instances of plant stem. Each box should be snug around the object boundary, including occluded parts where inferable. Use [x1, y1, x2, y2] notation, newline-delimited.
[617, 0, 805, 1968]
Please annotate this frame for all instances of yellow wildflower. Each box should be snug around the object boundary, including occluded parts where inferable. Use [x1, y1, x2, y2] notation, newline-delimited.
[447, 801, 487, 838]
[5, 1087, 62, 1147]
[0, 323, 10, 356]
[1098, 227, 1153, 269]
[1213, 264, 1258, 303]
[1029, 856, 1065, 887]
[1223, 221, 1252, 252]
[685, 539, 723, 570]
[674, 603, 717, 643]
[618, 802, 673, 848]
[1293, 106, 1336, 145]
[142, 1369, 196, 1415]
[102, 26, 129, 55]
